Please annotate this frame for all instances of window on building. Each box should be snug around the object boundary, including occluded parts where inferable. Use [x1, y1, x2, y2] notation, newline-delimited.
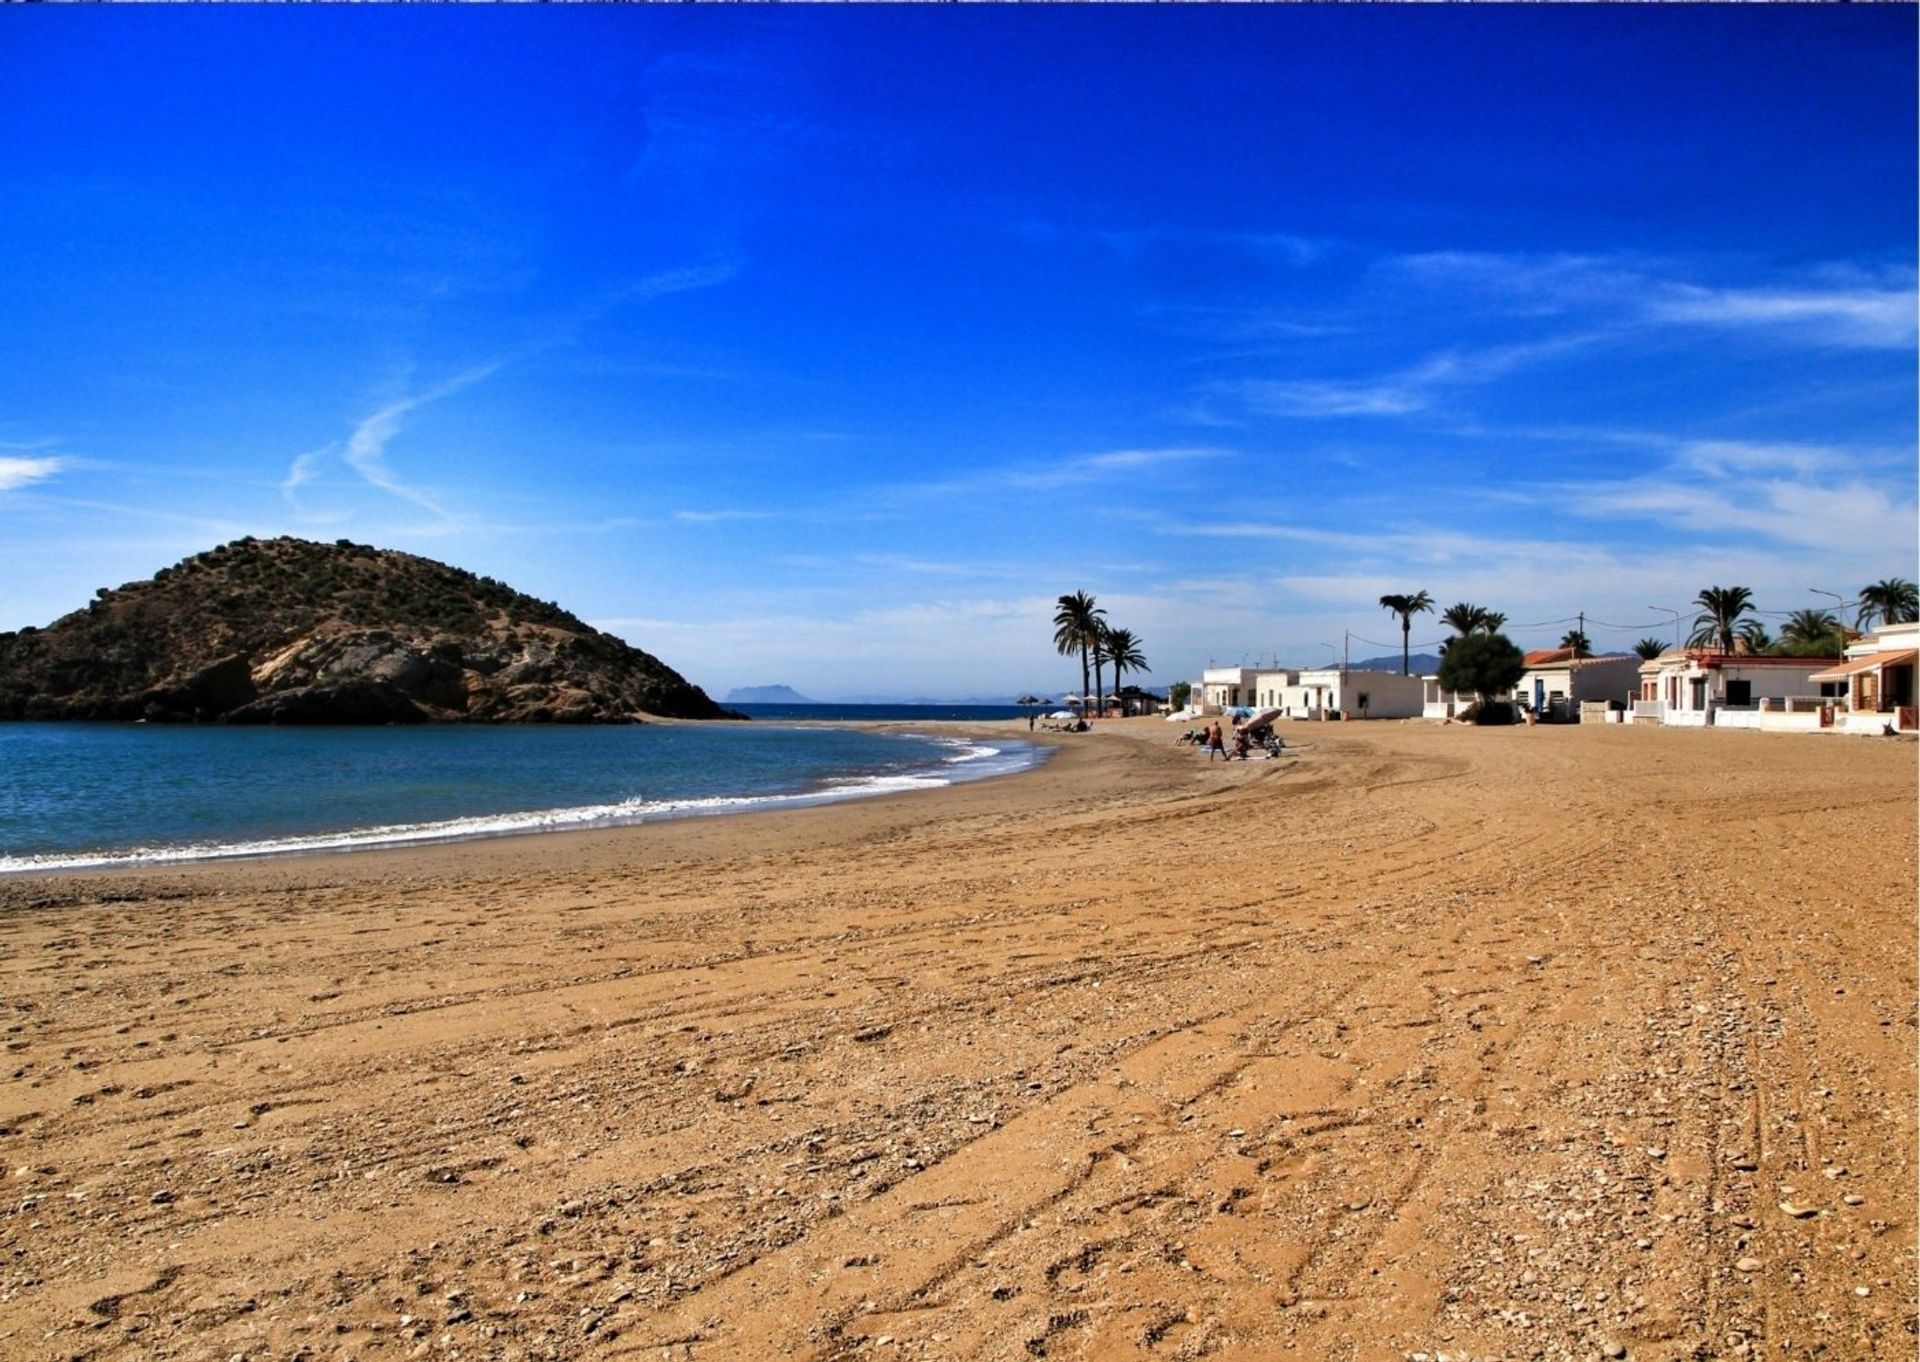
[1726, 679, 1752, 706]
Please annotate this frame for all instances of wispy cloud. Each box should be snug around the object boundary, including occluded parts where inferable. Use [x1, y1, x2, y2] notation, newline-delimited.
[1387, 249, 1917, 349]
[282, 264, 738, 526]
[0, 456, 69, 493]
[889, 445, 1229, 501]
[1230, 333, 1602, 419]
[1551, 475, 1915, 554]
[673, 508, 774, 525]
[1647, 282, 1916, 349]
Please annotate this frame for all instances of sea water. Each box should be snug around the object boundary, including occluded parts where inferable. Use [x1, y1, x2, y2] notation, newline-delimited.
[0, 721, 1042, 873]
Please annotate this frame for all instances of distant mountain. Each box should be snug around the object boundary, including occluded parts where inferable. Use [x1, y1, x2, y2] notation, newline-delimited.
[0, 536, 735, 724]
[1351, 652, 1442, 675]
[725, 684, 816, 704]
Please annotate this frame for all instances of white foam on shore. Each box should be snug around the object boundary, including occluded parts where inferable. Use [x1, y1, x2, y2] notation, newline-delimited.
[0, 733, 1045, 874]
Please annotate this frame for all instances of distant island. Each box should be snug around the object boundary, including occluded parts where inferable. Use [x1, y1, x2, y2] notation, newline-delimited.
[724, 684, 817, 704]
[0, 536, 736, 724]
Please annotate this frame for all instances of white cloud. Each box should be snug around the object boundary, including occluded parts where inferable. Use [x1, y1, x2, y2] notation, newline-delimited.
[891, 446, 1229, 500]
[1387, 250, 1917, 350]
[1236, 378, 1426, 418]
[1649, 283, 1916, 349]
[1558, 476, 1915, 554]
[0, 456, 68, 493]
[1229, 333, 1603, 420]
[673, 508, 774, 524]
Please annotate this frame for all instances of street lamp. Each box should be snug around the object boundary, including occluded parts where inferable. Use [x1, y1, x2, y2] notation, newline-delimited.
[1811, 588, 1848, 714]
[1648, 605, 1682, 650]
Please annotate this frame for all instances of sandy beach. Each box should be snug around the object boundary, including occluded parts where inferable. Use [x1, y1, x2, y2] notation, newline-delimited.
[1, 718, 1913, 1362]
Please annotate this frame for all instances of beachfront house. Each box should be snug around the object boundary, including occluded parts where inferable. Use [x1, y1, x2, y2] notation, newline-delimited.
[1631, 650, 1681, 724]
[1422, 676, 1482, 721]
[1197, 666, 1260, 713]
[1644, 649, 1839, 728]
[1251, 669, 1298, 710]
[1809, 620, 1917, 734]
[1253, 667, 1424, 720]
[1515, 648, 1640, 721]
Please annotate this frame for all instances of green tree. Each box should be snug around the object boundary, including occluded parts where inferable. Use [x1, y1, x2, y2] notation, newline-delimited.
[1633, 638, 1666, 661]
[1738, 621, 1773, 654]
[1435, 632, 1526, 717]
[1168, 680, 1191, 711]
[1855, 577, 1918, 630]
[1559, 629, 1591, 656]
[1777, 609, 1844, 656]
[1687, 585, 1755, 652]
[1104, 626, 1147, 708]
[1441, 602, 1495, 636]
[1378, 590, 1435, 675]
[1052, 591, 1105, 711]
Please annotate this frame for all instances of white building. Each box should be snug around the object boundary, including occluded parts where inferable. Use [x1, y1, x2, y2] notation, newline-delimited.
[1197, 666, 1260, 713]
[1643, 650, 1841, 728]
[1515, 649, 1641, 721]
[1422, 677, 1481, 720]
[1251, 667, 1424, 720]
[1810, 620, 1917, 734]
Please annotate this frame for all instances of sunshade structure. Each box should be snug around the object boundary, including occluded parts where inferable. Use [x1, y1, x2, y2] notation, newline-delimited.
[1236, 707, 1284, 731]
[1807, 649, 1917, 684]
[1808, 649, 1917, 718]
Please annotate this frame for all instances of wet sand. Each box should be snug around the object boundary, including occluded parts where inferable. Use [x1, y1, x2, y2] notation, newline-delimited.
[1, 718, 1913, 1361]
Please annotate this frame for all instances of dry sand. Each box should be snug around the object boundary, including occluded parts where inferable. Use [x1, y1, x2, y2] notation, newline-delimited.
[0, 718, 1913, 1362]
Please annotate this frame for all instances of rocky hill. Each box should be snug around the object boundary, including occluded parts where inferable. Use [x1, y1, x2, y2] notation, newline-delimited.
[0, 537, 736, 724]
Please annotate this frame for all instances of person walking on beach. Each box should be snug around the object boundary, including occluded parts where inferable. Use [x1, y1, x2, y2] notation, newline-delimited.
[1207, 721, 1225, 760]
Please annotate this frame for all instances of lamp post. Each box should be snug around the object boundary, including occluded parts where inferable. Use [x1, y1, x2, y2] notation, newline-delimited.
[1648, 605, 1682, 650]
[1810, 589, 1849, 714]
[1810, 588, 1845, 641]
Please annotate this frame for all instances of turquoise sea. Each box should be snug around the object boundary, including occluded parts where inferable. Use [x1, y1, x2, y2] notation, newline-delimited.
[0, 719, 1042, 873]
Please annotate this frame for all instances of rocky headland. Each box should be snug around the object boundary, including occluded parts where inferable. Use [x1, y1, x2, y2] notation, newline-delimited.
[0, 537, 734, 724]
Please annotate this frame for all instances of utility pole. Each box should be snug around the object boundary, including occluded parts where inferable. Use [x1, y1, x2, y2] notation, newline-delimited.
[1577, 610, 1585, 656]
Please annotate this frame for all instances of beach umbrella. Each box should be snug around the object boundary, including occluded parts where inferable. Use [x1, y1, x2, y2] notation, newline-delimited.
[1015, 694, 1045, 721]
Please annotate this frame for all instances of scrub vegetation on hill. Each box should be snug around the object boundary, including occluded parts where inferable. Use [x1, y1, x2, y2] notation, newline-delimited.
[0, 537, 733, 724]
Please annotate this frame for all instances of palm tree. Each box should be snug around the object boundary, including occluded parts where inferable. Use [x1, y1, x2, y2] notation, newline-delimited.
[1781, 609, 1843, 654]
[1633, 638, 1666, 661]
[1559, 629, 1591, 657]
[1378, 591, 1435, 675]
[1441, 602, 1492, 637]
[1687, 585, 1755, 652]
[1856, 577, 1918, 630]
[1738, 621, 1773, 655]
[1053, 591, 1104, 711]
[1104, 626, 1147, 710]
[1438, 603, 1509, 645]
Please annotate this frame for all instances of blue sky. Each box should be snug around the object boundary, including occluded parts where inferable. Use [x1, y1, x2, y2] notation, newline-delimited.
[1, 8, 1913, 699]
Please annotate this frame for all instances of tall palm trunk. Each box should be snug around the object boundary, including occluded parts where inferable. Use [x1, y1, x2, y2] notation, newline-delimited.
[1080, 645, 1090, 711]
[1094, 651, 1106, 715]
[1401, 617, 1411, 676]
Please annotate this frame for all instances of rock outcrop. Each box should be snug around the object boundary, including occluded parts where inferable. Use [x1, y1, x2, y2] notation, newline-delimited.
[0, 537, 736, 724]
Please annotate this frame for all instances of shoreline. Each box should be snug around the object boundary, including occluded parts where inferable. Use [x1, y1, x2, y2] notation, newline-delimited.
[1, 720, 1911, 1359]
[0, 718, 1056, 880]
